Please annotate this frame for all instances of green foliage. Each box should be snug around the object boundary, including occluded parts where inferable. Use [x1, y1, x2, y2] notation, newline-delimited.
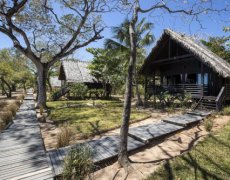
[69, 83, 88, 99]
[221, 106, 230, 115]
[50, 89, 61, 101]
[88, 88, 104, 98]
[201, 36, 230, 62]
[204, 118, 214, 132]
[62, 146, 94, 180]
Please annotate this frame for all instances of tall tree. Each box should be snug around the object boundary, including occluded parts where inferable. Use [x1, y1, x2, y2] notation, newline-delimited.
[87, 48, 126, 95]
[117, 0, 229, 169]
[0, 0, 113, 107]
[105, 18, 154, 106]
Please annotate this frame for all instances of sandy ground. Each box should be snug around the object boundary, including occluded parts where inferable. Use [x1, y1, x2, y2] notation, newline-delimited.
[39, 109, 182, 150]
[92, 115, 230, 180]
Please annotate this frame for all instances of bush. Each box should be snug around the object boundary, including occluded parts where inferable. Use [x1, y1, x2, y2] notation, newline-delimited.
[0, 101, 7, 109]
[88, 89, 103, 98]
[57, 125, 73, 148]
[0, 111, 13, 125]
[17, 94, 25, 101]
[51, 89, 60, 101]
[62, 145, 93, 180]
[221, 106, 230, 115]
[6, 103, 18, 116]
[69, 83, 88, 99]
[204, 118, 214, 132]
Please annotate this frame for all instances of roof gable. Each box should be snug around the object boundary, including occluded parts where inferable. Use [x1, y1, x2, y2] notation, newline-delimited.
[61, 60, 96, 83]
[142, 29, 230, 78]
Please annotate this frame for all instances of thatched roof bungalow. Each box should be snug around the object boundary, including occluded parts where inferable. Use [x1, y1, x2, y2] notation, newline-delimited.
[141, 29, 230, 110]
[58, 60, 111, 95]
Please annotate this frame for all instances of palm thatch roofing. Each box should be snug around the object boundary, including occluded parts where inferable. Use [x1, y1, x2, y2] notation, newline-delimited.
[59, 60, 97, 83]
[141, 29, 230, 78]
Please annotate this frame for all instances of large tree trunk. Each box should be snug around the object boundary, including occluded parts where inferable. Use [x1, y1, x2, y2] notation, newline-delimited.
[118, 20, 137, 168]
[36, 64, 48, 108]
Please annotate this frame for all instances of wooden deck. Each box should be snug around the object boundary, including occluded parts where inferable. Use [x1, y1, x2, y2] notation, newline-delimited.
[48, 110, 210, 177]
[0, 92, 54, 180]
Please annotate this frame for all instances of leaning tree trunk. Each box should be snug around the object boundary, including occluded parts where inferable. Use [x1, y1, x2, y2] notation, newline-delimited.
[118, 20, 137, 169]
[36, 64, 49, 108]
[1, 78, 12, 98]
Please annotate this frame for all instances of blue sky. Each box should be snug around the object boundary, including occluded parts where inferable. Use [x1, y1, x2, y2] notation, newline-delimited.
[0, 0, 229, 61]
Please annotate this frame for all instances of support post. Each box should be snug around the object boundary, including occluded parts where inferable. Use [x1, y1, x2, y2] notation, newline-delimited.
[201, 63, 204, 97]
[144, 75, 147, 104]
[153, 71, 156, 108]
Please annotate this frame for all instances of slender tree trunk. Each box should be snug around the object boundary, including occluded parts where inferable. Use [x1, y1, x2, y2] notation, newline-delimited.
[1, 78, 12, 98]
[36, 64, 48, 108]
[134, 67, 143, 106]
[47, 76, 53, 92]
[11, 84, 16, 92]
[1, 80, 5, 95]
[118, 18, 137, 168]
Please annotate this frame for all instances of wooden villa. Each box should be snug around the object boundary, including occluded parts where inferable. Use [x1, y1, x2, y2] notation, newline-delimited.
[141, 29, 230, 110]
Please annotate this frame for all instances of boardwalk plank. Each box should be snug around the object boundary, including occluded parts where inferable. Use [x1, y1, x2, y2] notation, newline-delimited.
[128, 122, 184, 143]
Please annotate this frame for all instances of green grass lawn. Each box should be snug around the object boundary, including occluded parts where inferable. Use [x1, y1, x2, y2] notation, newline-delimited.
[47, 100, 150, 138]
[146, 122, 230, 180]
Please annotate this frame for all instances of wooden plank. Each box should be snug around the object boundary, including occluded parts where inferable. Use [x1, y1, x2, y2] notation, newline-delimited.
[162, 114, 203, 126]
[187, 110, 212, 117]
[128, 121, 184, 143]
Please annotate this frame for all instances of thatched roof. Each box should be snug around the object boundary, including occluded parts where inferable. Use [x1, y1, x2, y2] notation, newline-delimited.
[142, 29, 230, 78]
[60, 60, 96, 83]
[50, 76, 61, 87]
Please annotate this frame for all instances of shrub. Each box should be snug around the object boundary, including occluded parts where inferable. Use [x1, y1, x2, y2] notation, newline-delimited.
[15, 100, 21, 107]
[0, 119, 5, 131]
[204, 118, 214, 132]
[221, 106, 230, 115]
[69, 83, 88, 99]
[62, 145, 94, 180]
[6, 103, 18, 116]
[17, 94, 25, 101]
[0, 101, 7, 109]
[51, 89, 60, 101]
[0, 111, 13, 125]
[88, 89, 103, 98]
[57, 125, 73, 148]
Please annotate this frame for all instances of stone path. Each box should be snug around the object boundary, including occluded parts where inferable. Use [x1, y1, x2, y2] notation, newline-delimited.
[0, 92, 54, 180]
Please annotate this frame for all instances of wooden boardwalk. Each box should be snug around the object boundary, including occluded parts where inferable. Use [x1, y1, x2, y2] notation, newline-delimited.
[48, 135, 145, 176]
[128, 121, 184, 143]
[0, 92, 54, 180]
[162, 113, 203, 127]
[48, 110, 210, 177]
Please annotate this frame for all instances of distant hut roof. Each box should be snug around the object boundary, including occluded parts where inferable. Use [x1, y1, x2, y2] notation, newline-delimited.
[50, 76, 61, 87]
[141, 29, 230, 78]
[60, 60, 97, 83]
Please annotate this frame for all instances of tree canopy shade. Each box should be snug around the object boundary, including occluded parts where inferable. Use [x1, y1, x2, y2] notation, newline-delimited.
[0, 0, 114, 107]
